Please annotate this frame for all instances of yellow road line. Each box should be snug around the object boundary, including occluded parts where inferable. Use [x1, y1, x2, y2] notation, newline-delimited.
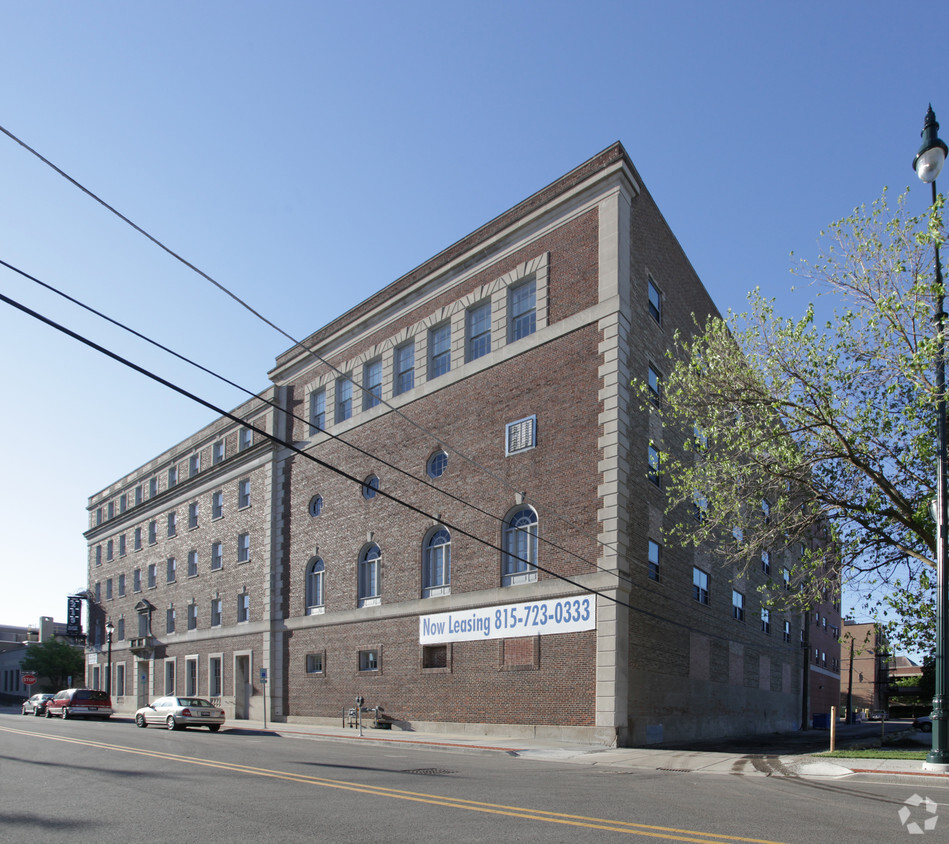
[0, 725, 790, 844]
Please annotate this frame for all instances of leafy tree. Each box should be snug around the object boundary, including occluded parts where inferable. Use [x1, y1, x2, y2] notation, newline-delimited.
[20, 638, 84, 691]
[645, 188, 944, 650]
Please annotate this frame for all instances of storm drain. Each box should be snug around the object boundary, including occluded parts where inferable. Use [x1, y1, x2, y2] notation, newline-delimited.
[656, 768, 692, 773]
[401, 768, 457, 776]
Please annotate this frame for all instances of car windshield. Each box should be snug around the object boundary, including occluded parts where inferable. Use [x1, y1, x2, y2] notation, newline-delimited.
[177, 698, 213, 707]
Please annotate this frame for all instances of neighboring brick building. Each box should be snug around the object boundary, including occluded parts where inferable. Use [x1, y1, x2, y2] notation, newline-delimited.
[85, 143, 812, 745]
[840, 621, 889, 718]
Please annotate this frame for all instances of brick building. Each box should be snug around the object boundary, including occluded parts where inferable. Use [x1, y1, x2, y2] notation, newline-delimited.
[85, 143, 813, 745]
[840, 621, 890, 718]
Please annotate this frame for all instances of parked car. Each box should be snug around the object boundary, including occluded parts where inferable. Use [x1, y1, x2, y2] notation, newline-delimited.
[914, 715, 933, 732]
[45, 689, 112, 720]
[134, 697, 225, 731]
[21, 693, 55, 716]
[867, 710, 888, 721]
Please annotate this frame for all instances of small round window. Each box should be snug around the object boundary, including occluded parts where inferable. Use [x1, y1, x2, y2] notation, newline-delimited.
[427, 450, 448, 479]
[308, 495, 323, 517]
[362, 475, 379, 500]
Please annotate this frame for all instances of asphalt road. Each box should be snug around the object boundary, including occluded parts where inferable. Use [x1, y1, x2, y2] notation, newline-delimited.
[1, 712, 946, 843]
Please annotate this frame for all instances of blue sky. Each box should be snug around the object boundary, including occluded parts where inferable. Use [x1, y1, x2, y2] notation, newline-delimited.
[0, 1, 944, 636]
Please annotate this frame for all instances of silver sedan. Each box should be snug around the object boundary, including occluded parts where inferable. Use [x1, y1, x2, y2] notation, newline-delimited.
[134, 696, 225, 731]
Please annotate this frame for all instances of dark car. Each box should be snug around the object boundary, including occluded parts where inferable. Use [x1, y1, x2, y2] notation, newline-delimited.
[21, 693, 55, 716]
[914, 715, 933, 732]
[45, 688, 112, 720]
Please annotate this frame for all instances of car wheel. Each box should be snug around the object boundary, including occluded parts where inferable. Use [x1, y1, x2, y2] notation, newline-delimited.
[166, 715, 178, 731]
[208, 724, 220, 732]
[21, 708, 28, 715]
[61, 707, 69, 720]
[34, 708, 43, 717]
[135, 713, 147, 728]
[45, 707, 53, 718]
[923, 723, 933, 733]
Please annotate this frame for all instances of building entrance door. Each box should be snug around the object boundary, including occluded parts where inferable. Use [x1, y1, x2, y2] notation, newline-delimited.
[234, 655, 250, 720]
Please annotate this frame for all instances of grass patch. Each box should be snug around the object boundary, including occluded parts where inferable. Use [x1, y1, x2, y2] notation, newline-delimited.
[816, 749, 927, 760]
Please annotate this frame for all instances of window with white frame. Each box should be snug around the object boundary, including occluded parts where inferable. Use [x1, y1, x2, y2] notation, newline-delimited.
[149, 477, 158, 499]
[237, 592, 249, 623]
[693, 567, 709, 604]
[166, 606, 176, 634]
[309, 388, 326, 433]
[237, 533, 250, 563]
[148, 521, 157, 545]
[648, 539, 661, 581]
[761, 550, 771, 574]
[187, 602, 197, 631]
[336, 376, 353, 423]
[502, 507, 538, 586]
[783, 620, 791, 643]
[238, 479, 250, 509]
[212, 440, 225, 465]
[167, 512, 177, 537]
[211, 542, 223, 571]
[647, 276, 662, 324]
[306, 558, 325, 613]
[359, 649, 379, 672]
[119, 494, 127, 513]
[168, 465, 178, 488]
[106, 540, 113, 562]
[95, 545, 102, 567]
[647, 364, 662, 403]
[106, 578, 113, 600]
[108, 501, 115, 519]
[164, 660, 176, 695]
[118, 535, 126, 557]
[761, 608, 771, 634]
[732, 590, 745, 621]
[134, 485, 143, 506]
[211, 598, 222, 627]
[189, 454, 200, 477]
[422, 528, 451, 597]
[358, 544, 381, 606]
[394, 342, 415, 395]
[212, 491, 223, 520]
[185, 657, 198, 696]
[466, 301, 491, 362]
[116, 618, 125, 641]
[505, 415, 536, 455]
[133, 569, 141, 593]
[508, 276, 536, 342]
[188, 502, 199, 529]
[134, 527, 142, 551]
[428, 323, 451, 379]
[239, 428, 253, 451]
[115, 663, 125, 696]
[783, 567, 792, 590]
[363, 360, 382, 410]
[118, 573, 125, 597]
[209, 656, 222, 697]
[147, 563, 156, 589]
[188, 550, 198, 578]
[94, 582, 101, 603]
[166, 557, 176, 583]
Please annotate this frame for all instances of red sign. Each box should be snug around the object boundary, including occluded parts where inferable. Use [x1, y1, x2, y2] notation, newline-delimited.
[22, 674, 37, 686]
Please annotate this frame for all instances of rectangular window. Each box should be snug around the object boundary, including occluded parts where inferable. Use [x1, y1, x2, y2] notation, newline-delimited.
[96, 507, 103, 526]
[732, 590, 745, 621]
[237, 533, 250, 563]
[647, 539, 661, 581]
[148, 521, 157, 545]
[164, 661, 175, 695]
[783, 620, 791, 643]
[209, 657, 222, 697]
[116, 618, 125, 641]
[134, 528, 142, 551]
[188, 550, 198, 578]
[647, 364, 662, 403]
[422, 644, 448, 670]
[189, 454, 200, 477]
[362, 360, 382, 410]
[166, 607, 176, 634]
[134, 485, 143, 506]
[648, 444, 661, 487]
[212, 440, 225, 465]
[106, 540, 114, 562]
[115, 664, 125, 697]
[647, 276, 662, 324]
[167, 557, 176, 583]
[505, 415, 537, 455]
[783, 567, 791, 590]
[761, 550, 771, 575]
[107, 501, 115, 520]
[693, 567, 709, 605]
[119, 494, 127, 514]
[187, 603, 197, 631]
[118, 573, 125, 597]
[212, 491, 223, 520]
[147, 564, 156, 589]
[428, 323, 451, 379]
[239, 428, 253, 451]
[138, 612, 148, 638]
[509, 277, 536, 342]
[466, 301, 491, 362]
[394, 342, 415, 396]
[238, 479, 251, 509]
[185, 658, 198, 696]
[761, 608, 771, 634]
[149, 477, 158, 499]
[95, 545, 102, 567]
[237, 592, 249, 623]
[211, 542, 223, 571]
[305, 653, 324, 674]
[188, 502, 199, 529]
[336, 376, 353, 423]
[309, 388, 327, 433]
[106, 578, 113, 600]
[133, 569, 141, 593]
[167, 512, 177, 537]
[358, 649, 379, 672]
[118, 535, 126, 557]
[168, 465, 178, 488]
[211, 599, 222, 627]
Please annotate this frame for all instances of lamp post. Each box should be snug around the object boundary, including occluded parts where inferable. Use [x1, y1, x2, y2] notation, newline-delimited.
[914, 104, 949, 771]
[105, 620, 114, 697]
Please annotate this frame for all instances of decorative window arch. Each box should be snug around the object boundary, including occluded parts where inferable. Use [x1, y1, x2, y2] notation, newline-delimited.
[358, 544, 381, 606]
[306, 558, 325, 613]
[502, 507, 538, 586]
[422, 527, 451, 597]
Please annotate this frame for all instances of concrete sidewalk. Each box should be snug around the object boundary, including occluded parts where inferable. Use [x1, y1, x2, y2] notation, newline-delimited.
[218, 718, 949, 782]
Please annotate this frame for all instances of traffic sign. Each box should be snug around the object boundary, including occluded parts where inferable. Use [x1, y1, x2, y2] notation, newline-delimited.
[23, 674, 37, 686]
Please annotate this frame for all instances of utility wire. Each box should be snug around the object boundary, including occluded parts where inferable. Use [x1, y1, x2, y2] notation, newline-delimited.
[0, 256, 634, 588]
[0, 283, 817, 659]
[0, 123, 623, 564]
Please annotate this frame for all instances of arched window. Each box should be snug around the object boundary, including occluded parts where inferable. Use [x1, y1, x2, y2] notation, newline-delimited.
[427, 450, 448, 478]
[306, 558, 325, 613]
[358, 544, 381, 606]
[362, 475, 379, 500]
[422, 528, 451, 597]
[502, 507, 538, 586]
[308, 495, 323, 517]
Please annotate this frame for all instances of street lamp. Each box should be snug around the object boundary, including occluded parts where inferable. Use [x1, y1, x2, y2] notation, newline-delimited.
[105, 619, 114, 697]
[915, 104, 949, 771]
